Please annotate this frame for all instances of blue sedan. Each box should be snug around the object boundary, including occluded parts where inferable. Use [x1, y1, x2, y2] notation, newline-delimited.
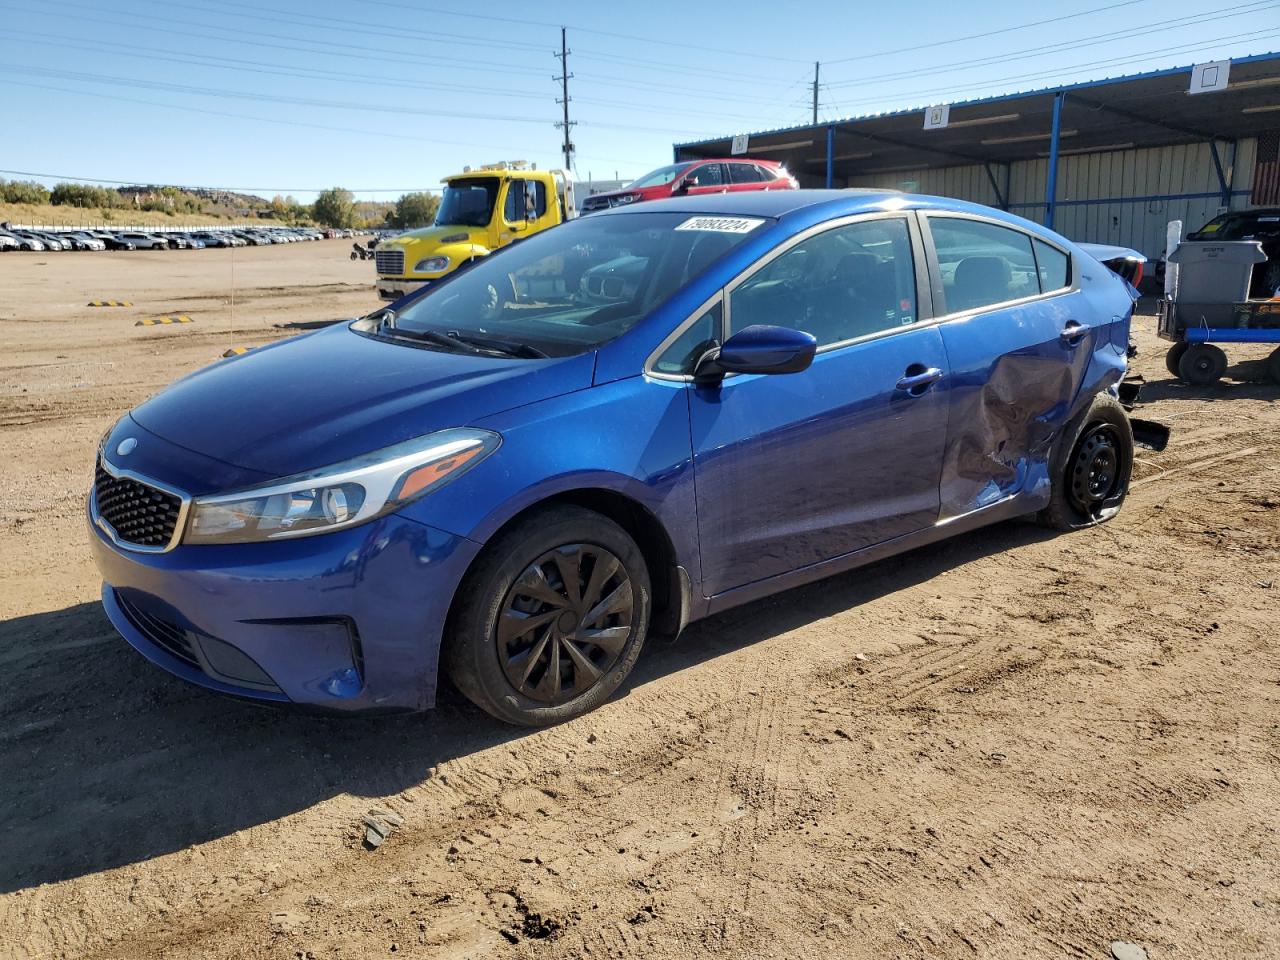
[90, 191, 1138, 725]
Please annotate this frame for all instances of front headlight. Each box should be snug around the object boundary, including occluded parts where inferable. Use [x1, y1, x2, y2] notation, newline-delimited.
[413, 256, 450, 273]
[185, 428, 500, 545]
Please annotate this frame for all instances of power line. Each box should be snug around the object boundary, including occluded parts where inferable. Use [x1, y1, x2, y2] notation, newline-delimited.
[571, 49, 797, 86]
[823, 28, 1280, 112]
[822, 0, 1278, 89]
[0, 65, 713, 137]
[824, 0, 1157, 64]
[351, 0, 809, 63]
[0, 29, 551, 103]
[0, 29, 773, 124]
[191, 0, 534, 54]
[2, 0, 550, 79]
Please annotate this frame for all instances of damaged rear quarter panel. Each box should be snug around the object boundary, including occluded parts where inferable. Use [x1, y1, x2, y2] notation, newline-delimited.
[936, 275, 1129, 521]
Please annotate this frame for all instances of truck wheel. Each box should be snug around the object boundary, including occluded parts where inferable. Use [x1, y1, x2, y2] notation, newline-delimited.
[443, 505, 651, 727]
[1037, 393, 1133, 531]
[1164, 342, 1189, 377]
[1268, 347, 1280, 385]
[1178, 343, 1227, 385]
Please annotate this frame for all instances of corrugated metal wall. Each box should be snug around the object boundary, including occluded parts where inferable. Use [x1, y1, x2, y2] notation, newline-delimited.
[844, 138, 1257, 259]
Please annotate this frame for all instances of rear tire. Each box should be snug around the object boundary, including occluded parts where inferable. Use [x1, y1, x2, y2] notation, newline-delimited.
[1037, 393, 1133, 531]
[1178, 343, 1227, 385]
[1164, 341, 1189, 377]
[442, 505, 651, 727]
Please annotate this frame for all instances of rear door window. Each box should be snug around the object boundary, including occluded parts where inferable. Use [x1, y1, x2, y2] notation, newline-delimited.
[690, 163, 725, 188]
[728, 163, 766, 184]
[929, 217, 1040, 313]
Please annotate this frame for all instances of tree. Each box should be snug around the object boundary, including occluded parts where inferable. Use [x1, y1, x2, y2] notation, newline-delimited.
[313, 187, 356, 228]
[0, 179, 52, 204]
[391, 192, 440, 228]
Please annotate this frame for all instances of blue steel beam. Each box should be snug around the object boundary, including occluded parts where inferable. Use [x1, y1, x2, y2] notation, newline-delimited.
[1045, 91, 1064, 230]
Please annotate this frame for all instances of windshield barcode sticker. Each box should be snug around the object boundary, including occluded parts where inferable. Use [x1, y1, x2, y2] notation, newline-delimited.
[674, 216, 765, 234]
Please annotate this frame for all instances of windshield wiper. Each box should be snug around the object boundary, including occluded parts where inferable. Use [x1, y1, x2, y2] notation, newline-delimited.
[385, 327, 487, 354]
[445, 332, 549, 359]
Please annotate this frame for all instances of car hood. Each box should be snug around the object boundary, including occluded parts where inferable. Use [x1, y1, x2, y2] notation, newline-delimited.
[389, 225, 486, 250]
[129, 322, 596, 480]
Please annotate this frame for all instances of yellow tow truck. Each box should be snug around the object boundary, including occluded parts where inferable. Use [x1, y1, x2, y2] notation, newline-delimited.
[374, 161, 576, 301]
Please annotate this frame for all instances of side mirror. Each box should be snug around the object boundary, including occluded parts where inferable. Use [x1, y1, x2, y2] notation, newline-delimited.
[674, 177, 694, 194]
[695, 324, 817, 380]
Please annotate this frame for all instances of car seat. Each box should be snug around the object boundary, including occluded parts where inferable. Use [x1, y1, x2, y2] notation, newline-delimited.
[952, 256, 1012, 312]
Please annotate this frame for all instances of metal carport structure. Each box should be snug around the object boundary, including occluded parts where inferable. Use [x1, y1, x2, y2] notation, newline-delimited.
[673, 52, 1280, 258]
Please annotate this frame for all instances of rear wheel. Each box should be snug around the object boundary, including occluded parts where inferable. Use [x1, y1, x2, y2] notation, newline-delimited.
[1164, 341, 1189, 377]
[1178, 343, 1227, 385]
[443, 505, 651, 727]
[1037, 394, 1133, 531]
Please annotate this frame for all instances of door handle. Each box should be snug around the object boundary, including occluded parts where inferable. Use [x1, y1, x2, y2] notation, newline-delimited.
[895, 366, 944, 394]
[1059, 320, 1088, 342]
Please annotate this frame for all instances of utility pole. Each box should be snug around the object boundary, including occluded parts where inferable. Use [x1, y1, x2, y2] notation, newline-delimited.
[812, 61, 820, 125]
[554, 27, 576, 171]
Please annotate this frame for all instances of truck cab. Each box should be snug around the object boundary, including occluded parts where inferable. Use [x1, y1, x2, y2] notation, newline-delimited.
[375, 162, 575, 301]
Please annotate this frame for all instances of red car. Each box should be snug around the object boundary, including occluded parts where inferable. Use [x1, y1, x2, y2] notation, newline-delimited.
[582, 158, 796, 213]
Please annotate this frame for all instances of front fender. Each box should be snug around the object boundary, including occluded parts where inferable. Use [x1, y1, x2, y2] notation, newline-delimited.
[398, 376, 702, 584]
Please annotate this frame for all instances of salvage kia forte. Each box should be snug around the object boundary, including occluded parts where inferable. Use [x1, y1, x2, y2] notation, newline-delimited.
[91, 191, 1138, 725]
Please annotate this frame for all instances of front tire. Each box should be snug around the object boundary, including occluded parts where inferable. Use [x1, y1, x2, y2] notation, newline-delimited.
[1037, 393, 1133, 531]
[442, 505, 651, 727]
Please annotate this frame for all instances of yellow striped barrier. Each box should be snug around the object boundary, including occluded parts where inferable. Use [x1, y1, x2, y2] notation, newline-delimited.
[222, 346, 252, 358]
[88, 300, 133, 307]
[135, 315, 193, 326]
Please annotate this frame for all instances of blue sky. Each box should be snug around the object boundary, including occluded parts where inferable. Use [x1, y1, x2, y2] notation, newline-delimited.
[0, 0, 1276, 202]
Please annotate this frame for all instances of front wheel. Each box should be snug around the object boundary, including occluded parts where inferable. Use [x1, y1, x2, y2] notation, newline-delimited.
[442, 505, 651, 727]
[1037, 393, 1134, 531]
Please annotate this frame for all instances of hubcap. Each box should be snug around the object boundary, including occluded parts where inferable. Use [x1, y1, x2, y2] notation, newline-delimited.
[496, 544, 634, 705]
[1068, 424, 1124, 517]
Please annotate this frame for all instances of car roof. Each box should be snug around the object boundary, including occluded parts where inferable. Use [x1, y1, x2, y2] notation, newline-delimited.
[592, 188, 905, 220]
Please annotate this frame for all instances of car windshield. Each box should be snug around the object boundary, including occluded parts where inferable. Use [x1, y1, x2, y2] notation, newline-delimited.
[627, 162, 694, 190]
[367, 211, 768, 357]
[435, 177, 500, 227]
[1191, 212, 1280, 240]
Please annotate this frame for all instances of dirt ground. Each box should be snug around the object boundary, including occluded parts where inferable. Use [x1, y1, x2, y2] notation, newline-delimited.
[1, 242, 1277, 960]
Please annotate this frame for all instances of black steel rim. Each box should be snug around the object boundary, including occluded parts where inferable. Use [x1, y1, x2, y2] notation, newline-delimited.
[1068, 424, 1123, 517]
[496, 543, 634, 705]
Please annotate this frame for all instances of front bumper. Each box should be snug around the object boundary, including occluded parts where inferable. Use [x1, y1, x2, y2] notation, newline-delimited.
[90, 509, 482, 714]
[376, 278, 432, 302]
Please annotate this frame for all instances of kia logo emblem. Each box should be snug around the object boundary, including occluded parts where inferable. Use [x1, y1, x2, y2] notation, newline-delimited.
[116, 437, 138, 457]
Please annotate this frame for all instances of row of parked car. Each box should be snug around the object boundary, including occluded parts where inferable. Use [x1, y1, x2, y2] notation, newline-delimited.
[0, 226, 369, 252]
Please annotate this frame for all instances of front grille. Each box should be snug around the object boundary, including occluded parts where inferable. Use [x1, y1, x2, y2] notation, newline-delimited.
[116, 592, 200, 668]
[375, 249, 405, 275]
[583, 196, 610, 212]
[94, 463, 183, 549]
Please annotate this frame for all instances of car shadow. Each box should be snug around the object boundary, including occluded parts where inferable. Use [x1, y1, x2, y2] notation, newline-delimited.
[0, 519, 1053, 893]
